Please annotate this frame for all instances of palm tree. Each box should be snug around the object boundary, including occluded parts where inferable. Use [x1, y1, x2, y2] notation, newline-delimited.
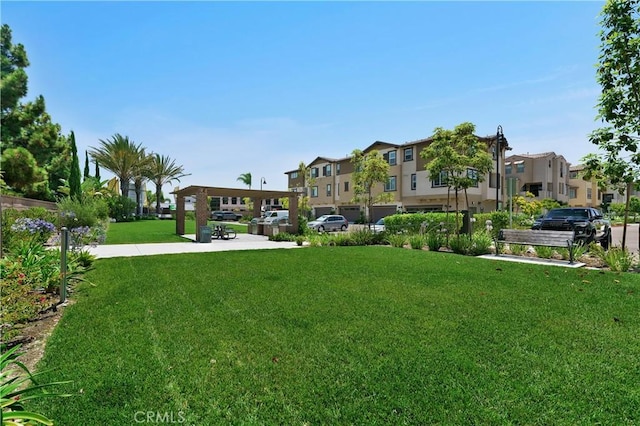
[88, 134, 145, 198]
[237, 172, 252, 189]
[146, 154, 189, 215]
[132, 149, 153, 216]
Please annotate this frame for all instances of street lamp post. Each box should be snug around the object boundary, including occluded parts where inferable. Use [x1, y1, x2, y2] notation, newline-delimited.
[496, 125, 503, 211]
[260, 177, 267, 191]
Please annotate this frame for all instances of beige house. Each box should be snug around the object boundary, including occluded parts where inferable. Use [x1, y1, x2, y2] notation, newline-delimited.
[504, 152, 571, 204]
[568, 164, 634, 208]
[286, 135, 510, 222]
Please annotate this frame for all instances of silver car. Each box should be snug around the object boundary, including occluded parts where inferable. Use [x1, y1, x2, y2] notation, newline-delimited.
[307, 215, 349, 232]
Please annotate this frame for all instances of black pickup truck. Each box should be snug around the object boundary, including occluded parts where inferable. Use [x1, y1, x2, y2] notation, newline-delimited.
[532, 207, 611, 248]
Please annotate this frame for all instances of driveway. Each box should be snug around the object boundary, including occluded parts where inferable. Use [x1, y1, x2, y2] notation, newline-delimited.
[611, 224, 639, 253]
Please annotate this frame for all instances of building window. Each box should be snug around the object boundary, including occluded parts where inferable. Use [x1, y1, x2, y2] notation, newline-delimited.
[290, 171, 298, 179]
[344, 181, 349, 192]
[311, 167, 319, 178]
[231, 197, 237, 204]
[265, 199, 271, 205]
[311, 186, 318, 197]
[323, 165, 332, 177]
[547, 182, 553, 192]
[326, 184, 331, 196]
[569, 188, 577, 199]
[222, 197, 228, 204]
[558, 183, 564, 195]
[404, 148, 413, 162]
[467, 168, 479, 187]
[587, 188, 592, 199]
[505, 164, 512, 175]
[560, 162, 564, 177]
[411, 173, 417, 190]
[385, 176, 397, 192]
[384, 151, 397, 166]
[336, 163, 341, 174]
[569, 171, 578, 179]
[432, 171, 448, 187]
[516, 162, 525, 173]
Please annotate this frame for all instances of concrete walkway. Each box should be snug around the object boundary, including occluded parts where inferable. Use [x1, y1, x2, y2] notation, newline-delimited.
[86, 233, 299, 259]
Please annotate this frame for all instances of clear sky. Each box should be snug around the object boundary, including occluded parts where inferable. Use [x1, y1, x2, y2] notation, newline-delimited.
[2, 1, 606, 193]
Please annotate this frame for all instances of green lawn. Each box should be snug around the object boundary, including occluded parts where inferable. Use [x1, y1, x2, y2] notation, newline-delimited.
[104, 219, 247, 244]
[30, 247, 639, 424]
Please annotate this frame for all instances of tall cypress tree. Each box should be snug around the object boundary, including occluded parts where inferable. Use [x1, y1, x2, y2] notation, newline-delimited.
[83, 150, 91, 181]
[69, 131, 81, 198]
[95, 160, 101, 180]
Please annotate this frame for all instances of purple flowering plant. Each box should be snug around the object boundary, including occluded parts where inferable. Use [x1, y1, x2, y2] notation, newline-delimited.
[10, 218, 56, 245]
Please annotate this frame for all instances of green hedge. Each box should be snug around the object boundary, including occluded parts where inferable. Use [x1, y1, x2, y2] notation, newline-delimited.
[384, 212, 462, 234]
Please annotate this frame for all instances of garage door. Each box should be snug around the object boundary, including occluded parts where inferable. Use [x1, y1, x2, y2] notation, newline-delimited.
[371, 205, 397, 222]
[313, 207, 333, 218]
[339, 206, 361, 223]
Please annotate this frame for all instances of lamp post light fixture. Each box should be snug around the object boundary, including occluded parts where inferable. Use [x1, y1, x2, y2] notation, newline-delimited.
[260, 177, 267, 191]
[496, 125, 504, 211]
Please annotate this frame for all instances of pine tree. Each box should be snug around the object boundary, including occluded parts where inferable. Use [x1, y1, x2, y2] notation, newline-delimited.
[68, 131, 81, 199]
[84, 150, 91, 181]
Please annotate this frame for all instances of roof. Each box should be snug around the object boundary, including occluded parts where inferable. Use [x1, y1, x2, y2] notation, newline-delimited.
[508, 152, 561, 160]
[172, 185, 296, 199]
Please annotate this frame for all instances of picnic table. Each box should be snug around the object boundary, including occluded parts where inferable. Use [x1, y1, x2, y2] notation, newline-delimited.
[211, 224, 236, 240]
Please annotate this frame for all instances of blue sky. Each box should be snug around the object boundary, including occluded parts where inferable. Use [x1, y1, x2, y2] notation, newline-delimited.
[3, 1, 606, 193]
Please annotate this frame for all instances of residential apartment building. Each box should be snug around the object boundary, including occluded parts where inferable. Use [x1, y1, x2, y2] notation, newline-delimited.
[568, 164, 636, 208]
[504, 152, 571, 204]
[286, 135, 509, 222]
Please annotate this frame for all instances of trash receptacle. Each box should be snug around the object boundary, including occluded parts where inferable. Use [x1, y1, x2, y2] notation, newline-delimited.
[199, 225, 212, 243]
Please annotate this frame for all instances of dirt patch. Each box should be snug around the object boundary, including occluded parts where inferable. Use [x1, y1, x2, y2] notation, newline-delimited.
[4, 300, 72, 372]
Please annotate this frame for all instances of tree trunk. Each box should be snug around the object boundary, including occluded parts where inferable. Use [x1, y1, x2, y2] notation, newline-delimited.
[155, 184, 162, 215]
[120, 178, 128, 199]
[622, 182, 631, 250]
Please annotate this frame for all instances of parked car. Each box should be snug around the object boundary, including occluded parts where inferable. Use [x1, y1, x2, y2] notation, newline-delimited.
[531, 207, 611, 248]
[262, 210, 289, 225]
[307, 215, 349, 232]
[211, 210, 242, 221]
[371, 217, 385, 233]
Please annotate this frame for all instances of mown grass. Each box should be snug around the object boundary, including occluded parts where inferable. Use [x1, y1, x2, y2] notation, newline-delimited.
[30, 248, 639, 424]
[104, 220, 247, 244]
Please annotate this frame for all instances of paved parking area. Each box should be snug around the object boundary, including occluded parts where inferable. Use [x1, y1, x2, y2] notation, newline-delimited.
[611, 224, 639, 253]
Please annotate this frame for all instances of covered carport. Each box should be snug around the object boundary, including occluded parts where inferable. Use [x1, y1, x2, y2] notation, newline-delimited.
[172, 186, 299, 242]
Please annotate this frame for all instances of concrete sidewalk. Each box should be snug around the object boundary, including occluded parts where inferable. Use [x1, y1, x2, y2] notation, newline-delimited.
[86, 233, 299, 259]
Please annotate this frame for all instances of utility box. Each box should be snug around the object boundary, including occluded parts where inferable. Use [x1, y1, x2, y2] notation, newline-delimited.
[199, 226, 212, 243]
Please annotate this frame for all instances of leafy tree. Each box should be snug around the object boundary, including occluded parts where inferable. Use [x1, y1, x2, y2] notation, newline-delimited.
[237, 172, 252, 189]
[1, 24, 70, 201]
[420, 122, 493, 233]
[89, 134, 145, 198]
[540, 198, 561, 211]
[0, 147, 49, 198]
[145, 153, 188, 215]
[68, 131, 81, 199]
[350, 149, 392, 224]
[587, 0, 640, 248]
[513, 192, 543, 217]
[296, 161, 314, 219]
[84, 151, 91, 181]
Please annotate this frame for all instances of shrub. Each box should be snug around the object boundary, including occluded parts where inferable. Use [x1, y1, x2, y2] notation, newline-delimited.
[386, 234, 407, 248]
[106, 195, 136, 222]
[470, 231, 493, 255]
[295, 235, 305, 246]
[534, 246, 555, 259]
[474, 211, 510, 237]
[425, 232, 445, 252]
[58, 196, 108, 228]
[384, 212, 460, 235]
[449, 234, 472, 255]
[349, 228, 376, 246]
[269, 232, 296, 242]
[598, 247, 636, 272]
[408, 234, 425, 250]
[331, 233, 355, 246]
[508, 243, 526, 256]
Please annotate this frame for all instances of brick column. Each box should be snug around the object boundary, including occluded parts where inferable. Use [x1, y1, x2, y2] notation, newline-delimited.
[196, 188, 208, 242]
[289, 194, 299, 234]
[176, 195, 185, 235]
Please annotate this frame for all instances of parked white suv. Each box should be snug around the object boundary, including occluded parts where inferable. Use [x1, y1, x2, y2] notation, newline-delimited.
[262, 210, 289, 225]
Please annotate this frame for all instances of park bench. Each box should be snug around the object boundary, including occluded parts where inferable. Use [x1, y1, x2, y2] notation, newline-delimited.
[495, 229, 577, 264]
[211, 224, 236, 240]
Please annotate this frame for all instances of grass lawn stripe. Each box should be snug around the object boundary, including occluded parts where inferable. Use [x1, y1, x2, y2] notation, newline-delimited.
[29, 247, 639, 424]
